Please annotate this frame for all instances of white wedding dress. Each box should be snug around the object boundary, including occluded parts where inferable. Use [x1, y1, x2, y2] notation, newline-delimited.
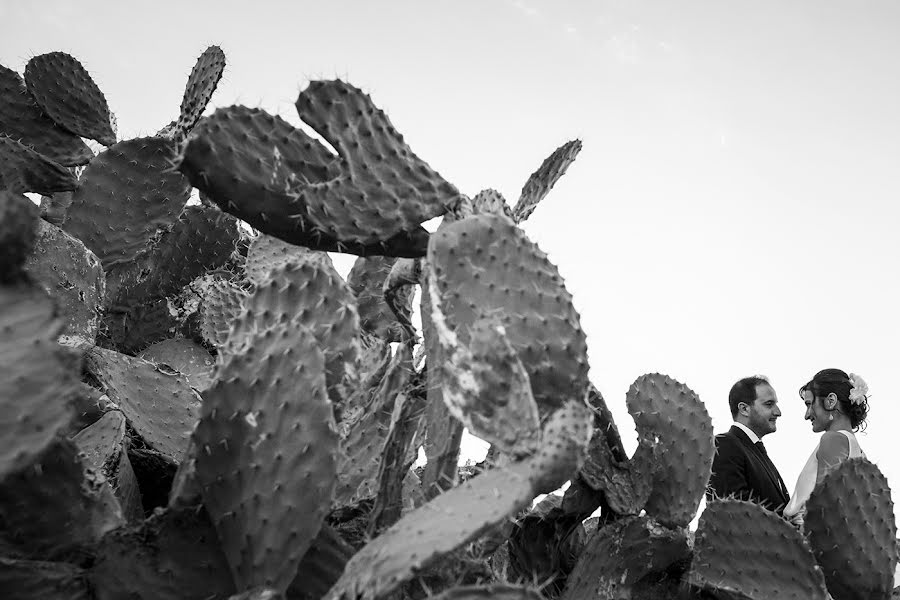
[783, 429, 864, 521]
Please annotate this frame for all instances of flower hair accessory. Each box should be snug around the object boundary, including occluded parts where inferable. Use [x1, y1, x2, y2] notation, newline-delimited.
[848, 373, 869, 405]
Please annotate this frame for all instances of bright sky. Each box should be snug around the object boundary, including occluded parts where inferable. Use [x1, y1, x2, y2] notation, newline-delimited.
[3, 1, 899, 525]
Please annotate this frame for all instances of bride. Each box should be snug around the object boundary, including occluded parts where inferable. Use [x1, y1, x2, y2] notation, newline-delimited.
[783, 368, 869, 529]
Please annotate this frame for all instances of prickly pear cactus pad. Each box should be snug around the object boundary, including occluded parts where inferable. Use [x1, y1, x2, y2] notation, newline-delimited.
[425, 272, 540, 457]
[326, 400, 591, 600]
[688, 499, 830, 600]
[293, 80, 458, 244]
[0, 64, 93, 166]
[0, 283, 77, 479]
[72, 410, 127, 474]
[0, 557, 92, 600]
[85, 346, 202, 462]
[805, 457, 897, 600]
[24, 51, 117, 146]
[0, 190, 39, 282]
[110, 204, 242, 303]
[561, 516, 690, 600]
[173, 45, 226, 142]
[193, 323, 338, 593]
[470, 189, 514, 219]
[512, 139, 582, 223]
[178, 105, 336, 243]
[529, 398, 594, 493]
[243, 234, 321, 286]
[139, 338, 216, 391]
[24, 218, 105, 345]
[625, 373, 714, 527]
[190, 273, 247, 349]
[426, 213, 590, 415]
[228, 255, 359, 408]
[0, 134, 79, 194]
[325, 461, 538, 600]
[90, 506, 235, 600]
[63, 137, 191, 270]
[0, 440, 124, 559]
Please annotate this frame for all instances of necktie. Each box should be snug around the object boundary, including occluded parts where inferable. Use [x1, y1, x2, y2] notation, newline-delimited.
[756, 441, 767, 455]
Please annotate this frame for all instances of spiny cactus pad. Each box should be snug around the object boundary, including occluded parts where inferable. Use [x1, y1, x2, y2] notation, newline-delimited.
[561, 515, 690, 600]
[425, 272, 541, 457]
[85, 346, 202, 462]
[63, 136, 191, 270]
[625, 373, 714, 528]
[0, 440, 124, 560]
[173, 45, 226, 142]
[326, 401, 591, 600]
[0, 134, 78, 194]
[325, 461, 538, 600]
[470, 189, 513, 219]
[109, 204, 242, 305]
[688, 499, 829, 600]
[139, 338, 216, 391]
[72, 409, 127, 474]
[0, 282, 77, 479]
[427, 213, 590, 415]
[805, 457, 897, 600]
[180, 103, 438, 257]
[0, 64, 93, 166]
[193, 323, 338, 593]
[90, 506, 235, 600]
[24, 218, 105, 345]
[189, 273, 247, 349]
[293, 79, 458, 244]
[512, 139, 582, 223]
[243, 234, 321, 286]
[228, 255, 359, 409]
[24, 51, 117, 146]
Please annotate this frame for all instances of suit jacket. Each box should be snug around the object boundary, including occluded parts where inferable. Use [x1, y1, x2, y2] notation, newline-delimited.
[706, 425, 790, 515]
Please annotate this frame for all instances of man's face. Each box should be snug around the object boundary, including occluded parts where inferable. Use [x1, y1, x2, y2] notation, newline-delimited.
[742, 383, 781, 438]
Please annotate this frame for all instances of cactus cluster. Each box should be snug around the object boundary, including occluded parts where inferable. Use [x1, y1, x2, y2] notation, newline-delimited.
[1, 46, 897, 600]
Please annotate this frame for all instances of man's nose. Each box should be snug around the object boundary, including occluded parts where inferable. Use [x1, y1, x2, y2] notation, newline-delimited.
[773, 406, 782, 417]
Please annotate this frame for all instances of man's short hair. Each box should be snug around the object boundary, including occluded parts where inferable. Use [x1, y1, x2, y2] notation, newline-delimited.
[728, 375, 771, 418]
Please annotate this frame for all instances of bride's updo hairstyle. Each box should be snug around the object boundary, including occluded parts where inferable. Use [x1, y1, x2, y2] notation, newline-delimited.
[799, 368, 869, 431]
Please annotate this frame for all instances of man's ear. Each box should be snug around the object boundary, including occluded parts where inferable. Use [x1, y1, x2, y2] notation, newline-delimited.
[737, 401, 749, 416]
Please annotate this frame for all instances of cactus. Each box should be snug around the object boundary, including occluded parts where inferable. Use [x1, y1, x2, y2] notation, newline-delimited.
[24, 52, 117, 146]
[0, 64, 93, 166]
[805, 457, 898, 600]
[688, 499, 830, 599]
[172, 45, 226, 143]
[2, 46, 897, 600]
[0, 134, 78, 194]
[63, 136, 191, 270]
[24, 218, 105, 345]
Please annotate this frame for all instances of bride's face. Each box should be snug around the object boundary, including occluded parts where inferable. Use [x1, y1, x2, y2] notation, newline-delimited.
[803, 390, 830, 432]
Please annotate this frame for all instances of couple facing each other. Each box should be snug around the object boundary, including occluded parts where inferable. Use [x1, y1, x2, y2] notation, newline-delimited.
[706, 368, 869, 529]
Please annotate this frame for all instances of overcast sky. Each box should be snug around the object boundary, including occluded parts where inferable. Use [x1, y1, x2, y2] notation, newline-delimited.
[3, 0, 899, 524]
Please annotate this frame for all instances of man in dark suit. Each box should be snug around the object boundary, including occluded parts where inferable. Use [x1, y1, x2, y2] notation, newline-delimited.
[707, 375, 790, 514]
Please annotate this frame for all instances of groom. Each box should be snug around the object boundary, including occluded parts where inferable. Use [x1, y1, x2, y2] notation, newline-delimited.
[707, 376, 790, 515]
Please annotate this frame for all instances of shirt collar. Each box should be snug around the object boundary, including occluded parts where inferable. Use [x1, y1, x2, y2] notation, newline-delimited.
[733, 421, 760, 444]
